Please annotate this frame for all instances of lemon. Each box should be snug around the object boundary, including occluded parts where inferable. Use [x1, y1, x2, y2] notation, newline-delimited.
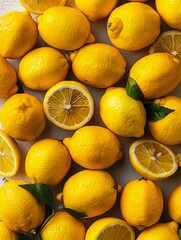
[20, 0, 66, 15]
[70, 43, 127, 88]
[0, 11, 38, 59]
[0, 179, 45, 232]
[129, 139, 178, 180]
[18, 47, 70, 91]
[149, 30, 181, 59]
[168, 185, 181, 224]
[0, 221, 18, 240]
[0, 93, 46, 141]
[56, 169, 122, 218]
[25, 138, 71, 187]
[107, 2, 160, 51]
[0, 130, 22, 178]
[41, 211, 86, 240]
[129, 52, 181, 99]
[85, 217, 135, 240]
[137, 221, 179, 240]
[63, 126, 122, 169]
[120, 179, 164, 228]
[38, 6, 95, 51]
[74, 0, 118, 22]
[156, 0, 181, 30]
[99, 87, 146, 137]
[148, 96, 181, 145]
[43, 81, 94, 130]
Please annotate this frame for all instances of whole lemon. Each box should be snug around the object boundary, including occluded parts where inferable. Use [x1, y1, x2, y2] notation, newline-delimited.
[0, 93, 46, 141]
[0, 56, 18, 98]
[137, 221, 180, 240]
[99, 87, 146, 137]
[148, 96, 181, 145]
[0, 11, 38, 59]
[25, 138, 71, 187]
[129, 53, 181, 99]
[75, 0, 118, 22]
[107, 2, 160, 51]
[63, 126, 122, 169]
[41, 211, 86, 240]
[120, 179, 164, 228]
[0, 222, 18, 240]
[70, 43, 127, 88]
[38, 6, 95, 51]
[0, 179, 45, 232]
[56, 169, 122, 218]
[168, 185, 181, 223]
[156, 0, 181, 30]
[18, 47, 70, 91]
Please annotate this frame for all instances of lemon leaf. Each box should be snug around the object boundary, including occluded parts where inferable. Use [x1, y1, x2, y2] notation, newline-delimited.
[34, 233, 41, 240]
[18, 233, 31, 240]
[37, 0, 42, 4]
[126, 77, 144, 101]
[178, 228, 181, 239]
[144, 102, 175, 122]
[58, 205, 87, 218]
[19, 183, 54, 208]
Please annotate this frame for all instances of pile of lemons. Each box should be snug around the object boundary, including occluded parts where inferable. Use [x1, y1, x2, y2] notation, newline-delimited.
[0, 0, 181, 239]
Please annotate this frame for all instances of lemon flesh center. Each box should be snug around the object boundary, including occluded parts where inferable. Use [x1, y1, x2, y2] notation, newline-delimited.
[98, 224, 131, 240]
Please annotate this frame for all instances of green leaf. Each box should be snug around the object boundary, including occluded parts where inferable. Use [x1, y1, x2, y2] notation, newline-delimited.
[126, 77, 144, 101]
[18, 233, 31, 240]
[144, 102, 175, 122]
[179, 228, 181, 239]
[37, 0, 42, 4]
[63, 207, 87, 218]
[34, 233, 42, 240]
[19, 183, 54, 208]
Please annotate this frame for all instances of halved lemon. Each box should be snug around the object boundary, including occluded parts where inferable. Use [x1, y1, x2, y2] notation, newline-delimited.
[85, 217, 135, 240]
[19, 0, 67, 15]
[129, 139, 178, 180]
[0, 130, 21, 177]
[149, 30, 181, 59]
[43, 80, 94, 130]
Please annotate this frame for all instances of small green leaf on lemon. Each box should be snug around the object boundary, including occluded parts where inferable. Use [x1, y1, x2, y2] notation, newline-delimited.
[63, 207, 87, 218]
[178, 228, 181, 239]
[18, 233, 31, 240]
[126, 77, 144, 101]
[34, 233, 42, 240]
[144, 102, 175, 122]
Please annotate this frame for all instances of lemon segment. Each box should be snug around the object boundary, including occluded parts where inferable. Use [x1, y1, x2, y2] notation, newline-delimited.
[149, 30, 181, 59]
[0, 130, 21, 178]
[129, 139, 178, 180]
[43, 81, 94, 130]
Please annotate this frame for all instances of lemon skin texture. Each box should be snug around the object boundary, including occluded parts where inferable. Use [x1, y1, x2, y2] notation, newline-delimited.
[168, 185, 181, 224]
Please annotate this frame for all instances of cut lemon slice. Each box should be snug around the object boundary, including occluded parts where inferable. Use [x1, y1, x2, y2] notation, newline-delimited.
[149, 30, 181, 59]
[0, 130, 21, 177]
[19, 0, 66, 15]
[129, 139, 178, 180]
[85, 217, 135, 240]
[43, 80, 94, 130]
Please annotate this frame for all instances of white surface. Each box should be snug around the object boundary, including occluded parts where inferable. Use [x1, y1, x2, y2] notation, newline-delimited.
[0, 0, 181, 237]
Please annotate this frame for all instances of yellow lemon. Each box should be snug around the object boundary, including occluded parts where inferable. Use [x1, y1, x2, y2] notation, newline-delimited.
[137, 221, 179, 240]
[0, 56, 18, 98]
[0, 11, 38, 59]
[43, 81, 94, 130]
[99, 87, 146, 137]
[148, 95, 181, 145]
[25, 138, 71, 187]
[0, 221, 18, 240]
[107, 2, 160, 51]
[38, 6, 95, 51]
[70, 43, 127, 88]
[0, 93, 46, 141]
[129, 139, 178, 180]
[0, 130, 22, 178]
[74, 0, 118, 22]
[56, 169, 122, 218]
[63, 126, 122, 169]
[0, 179, 45, 232]
[85, 217, 135, 240]
[129, 53, 181, 99]
[156, 0, 181, 30]
[18, 47, 70, 91]
[41, 211, 86, 240]
[168, 185, 181, 224]
[120, 179, 164, 229]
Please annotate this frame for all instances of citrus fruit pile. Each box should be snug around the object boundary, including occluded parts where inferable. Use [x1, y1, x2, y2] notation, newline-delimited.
[0, 0, 181, 239]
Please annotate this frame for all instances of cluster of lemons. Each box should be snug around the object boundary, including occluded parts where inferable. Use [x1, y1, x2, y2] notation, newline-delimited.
[0, 0, 181, 239]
